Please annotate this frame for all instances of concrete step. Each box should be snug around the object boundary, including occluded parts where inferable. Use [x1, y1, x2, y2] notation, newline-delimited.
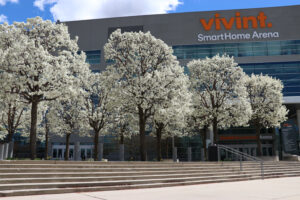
[0, 161, 298, 197]
[1, 169, 300, 184]
[1, 166, 300, 179]
[0, 177, 259, 197]
[0, 160, 262, 164]
[0, 162, 298, 168]
[0, 172, 263, 184]
[0, 169, 300, 184]
[1, 170, 300, 191]
[0, 162, 298, 167]
[0, 165, 298, 173]
[0, 168, 245, 178]
[0, 173, 263, 190]
[0, 160, 298, 167]
[1, 173, 299, 197]
[0, 164, 271, 169]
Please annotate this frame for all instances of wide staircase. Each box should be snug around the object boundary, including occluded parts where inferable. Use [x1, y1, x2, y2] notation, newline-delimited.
[0, 160, 299, 197]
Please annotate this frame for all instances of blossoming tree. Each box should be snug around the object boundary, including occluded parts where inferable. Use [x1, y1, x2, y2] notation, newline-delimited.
[245, 74, 288, 156]
[48, 96, 87, 161]
[104, 29, 190, 161]
[0, 73, 28, 143]
[80, 70, 117, 161]
[0, 17, 87, 159]
[188, 55, 252, 144]
[151, 68, 192, 161]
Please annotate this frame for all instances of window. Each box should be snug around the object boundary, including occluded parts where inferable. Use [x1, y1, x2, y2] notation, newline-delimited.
[92, 69, 100, 73]
[85, 50, 101, 64]
[224, 43, 238, 57]
[267, 41, 281, 56]
[210, 44, 224, 57]
[52, 149, 57, 158]
[252, 42, 267, 56]
[238, 42, 252, 57]
[173, 40, 300, 60]
[240, 62, 300, 97]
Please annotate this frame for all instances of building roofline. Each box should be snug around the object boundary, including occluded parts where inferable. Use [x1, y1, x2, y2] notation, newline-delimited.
[63, 4, 300, 24]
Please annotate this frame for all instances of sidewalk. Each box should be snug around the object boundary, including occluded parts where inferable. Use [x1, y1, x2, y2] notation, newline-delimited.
[2, 177, 300, 200]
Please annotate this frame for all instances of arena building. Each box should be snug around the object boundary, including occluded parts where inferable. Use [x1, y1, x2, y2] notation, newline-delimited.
[42, 5, 300, 161]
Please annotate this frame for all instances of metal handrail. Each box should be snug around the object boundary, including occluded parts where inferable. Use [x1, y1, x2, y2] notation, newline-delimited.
[216, 144, 264, 179]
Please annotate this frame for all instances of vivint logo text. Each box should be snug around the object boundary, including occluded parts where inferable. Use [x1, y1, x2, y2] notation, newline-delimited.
[200, 12, 272, 31]
[198, 11, 279, 42]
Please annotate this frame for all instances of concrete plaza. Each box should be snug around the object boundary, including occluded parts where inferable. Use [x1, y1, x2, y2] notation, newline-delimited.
[2, 177, 300, 200]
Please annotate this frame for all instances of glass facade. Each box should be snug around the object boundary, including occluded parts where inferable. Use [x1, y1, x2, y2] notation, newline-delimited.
[183, 61, 300, 97]
[85, 50, 101, 64]
[173, 40, 300, 97]
[240, 62, 300, 96]
[173, 40, 300, 59]
[85, 41, 300, 97]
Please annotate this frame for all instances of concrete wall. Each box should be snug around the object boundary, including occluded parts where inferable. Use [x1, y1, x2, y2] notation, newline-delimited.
[64, 5, 300, 70]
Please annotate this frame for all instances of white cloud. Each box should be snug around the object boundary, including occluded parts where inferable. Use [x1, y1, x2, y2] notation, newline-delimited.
[0, 14, 8, 23]
[34, 0, 56, 11]
[33, 0, 182, 21]
[0, 0, 18, 6]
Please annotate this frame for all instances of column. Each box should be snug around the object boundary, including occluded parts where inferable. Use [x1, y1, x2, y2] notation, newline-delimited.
[48, 141, 52, 159]
[3, 143, 9, 160]
[201, 148, 205, 161]
[208, 126, 214, 146]
[253, 148, 257, 157]
[119, 144, 125, 161]
[0, 144, 4, 160]
[74, 142, 81, 161]
[187, 147, 192, 162]
[297, 109, 300, 135]
[296, 110, 300, 156]
[98, 143, 103, 161]
[8, 141, 14, 159]
[172, 147, 177, 162]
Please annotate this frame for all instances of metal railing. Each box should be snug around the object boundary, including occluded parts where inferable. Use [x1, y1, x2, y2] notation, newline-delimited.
[217, 144, 264, 179]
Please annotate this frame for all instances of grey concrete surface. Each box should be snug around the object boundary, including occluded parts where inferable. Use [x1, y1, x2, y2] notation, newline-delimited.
[1, 177, 300, 200]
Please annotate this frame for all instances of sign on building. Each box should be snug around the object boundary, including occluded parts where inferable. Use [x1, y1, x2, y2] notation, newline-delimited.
[281, 120, 299, 155]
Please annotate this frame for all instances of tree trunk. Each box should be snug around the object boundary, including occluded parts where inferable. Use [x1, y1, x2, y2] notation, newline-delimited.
[166, 138, 169, 159]
[156, 126, 163, 161]
[44, 123, 49, 160]
[30, 100, 38, 160]
[202, 126, 208, 160]
[119, 124, 125, 145]
[138, 107, 146, 161]
[255, 124, 262, 156]
[271, 128, 276, 156]
[93, 129, 100, 161]
[212, 118, 218, 144]
[120, 133, 124, 145]
[65, 133, 71, 161]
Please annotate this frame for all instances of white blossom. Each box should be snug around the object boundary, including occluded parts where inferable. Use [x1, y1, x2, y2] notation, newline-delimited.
[0, 17, 87, 159]
[104, 29, 189, 161]
[0, 72, 29, 142]
[151, 72, 193, 160]
[80, 70, 116, 161]
[188, 55, 252, 143]
[245, 74, 288, 156]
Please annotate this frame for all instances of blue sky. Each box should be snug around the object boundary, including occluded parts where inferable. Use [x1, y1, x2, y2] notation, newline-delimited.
[0, 0, 299, 23]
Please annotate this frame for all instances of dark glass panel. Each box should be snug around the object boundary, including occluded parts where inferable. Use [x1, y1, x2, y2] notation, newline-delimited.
[238, 42, 252, 57]
[85, 50, 101, 64]
[252, 42, 267, 56]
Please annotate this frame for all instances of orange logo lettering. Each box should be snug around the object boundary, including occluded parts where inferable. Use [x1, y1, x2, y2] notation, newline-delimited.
[200, 11, 272, 31]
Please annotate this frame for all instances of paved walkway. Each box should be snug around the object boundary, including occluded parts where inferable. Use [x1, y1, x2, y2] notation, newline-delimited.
[2, 177, 300, 200]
